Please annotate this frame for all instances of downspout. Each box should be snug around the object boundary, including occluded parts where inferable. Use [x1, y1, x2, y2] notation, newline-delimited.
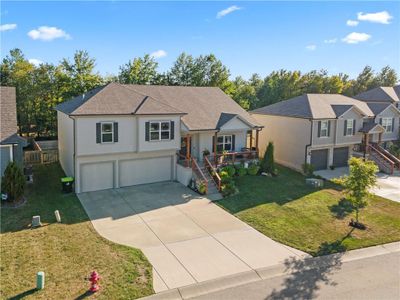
[304, 119, 313, 165]
[69, 116, 77, 179]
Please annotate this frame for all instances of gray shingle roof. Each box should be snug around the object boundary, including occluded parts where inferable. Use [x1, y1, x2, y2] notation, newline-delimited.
[359, 122, 384, 133]
[366, 102, 392, 115]
[56, 83, 261, 131]
[354, 86, 400, 103]
[0, 87, 27, 145]
[251, 94, 374, 119]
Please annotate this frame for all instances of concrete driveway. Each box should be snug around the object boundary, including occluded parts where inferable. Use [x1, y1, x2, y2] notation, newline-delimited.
[78, 182, 307, 293]
[315, 167, 400, 203]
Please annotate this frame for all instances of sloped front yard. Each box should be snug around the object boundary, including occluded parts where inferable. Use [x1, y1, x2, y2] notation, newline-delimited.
[0, 164, 153, 299]
[218, 166, 400, 256]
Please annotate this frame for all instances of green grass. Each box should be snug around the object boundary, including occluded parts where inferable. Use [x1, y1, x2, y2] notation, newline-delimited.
[0, 164, 153, 299]
[218, 166, 400, 256]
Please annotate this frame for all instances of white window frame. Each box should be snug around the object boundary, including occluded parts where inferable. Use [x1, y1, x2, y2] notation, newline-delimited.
[382, 118, 393, 133]
[320, 120, 329, 138]
[346, 119, 354, 136]
[149, 121, 171, 141]
[101, 122, 114, 144]
[217, 135, 232, 152]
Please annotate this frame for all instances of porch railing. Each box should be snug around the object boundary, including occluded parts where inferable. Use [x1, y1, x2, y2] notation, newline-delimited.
[373, 143, 400, 169]
[209, 150, 258, 167]
[204, 155, 221, 191]
[177, 153, 191, 168]
[368, 144, 395, 174]
[191, 157, 208, 194]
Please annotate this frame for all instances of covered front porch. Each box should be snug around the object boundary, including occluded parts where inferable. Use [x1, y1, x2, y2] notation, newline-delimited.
[178, 128, 261, 168]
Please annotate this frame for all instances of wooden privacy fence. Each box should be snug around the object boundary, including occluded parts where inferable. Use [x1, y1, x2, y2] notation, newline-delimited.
[24, 149, 59, 164]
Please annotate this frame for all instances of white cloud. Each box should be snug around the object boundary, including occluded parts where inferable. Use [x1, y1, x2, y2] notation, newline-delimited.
[0, 23, 17, 32]
[357, 11, 393, 24]
[324, 38, 337, 44]
[342, 32, 371, 44]
[216, 5, 241, 19]
[306, 44, 316, 51]
[150, 50, 167, 59]
[28, 26, 71, 41]
[346, 20, 359, 27]
[28, 58, 43, 66]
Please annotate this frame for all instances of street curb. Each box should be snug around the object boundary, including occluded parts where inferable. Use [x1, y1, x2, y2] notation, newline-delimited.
[141, 241, 400, 300]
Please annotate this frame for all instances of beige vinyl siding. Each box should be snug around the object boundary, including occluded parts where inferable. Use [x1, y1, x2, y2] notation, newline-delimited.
[251, 114, 311, 171]
[57, 111, 74, 177]
[336, 109, 364, 145]
[312, 120, 336, 146]
[375, 106, 400, 141]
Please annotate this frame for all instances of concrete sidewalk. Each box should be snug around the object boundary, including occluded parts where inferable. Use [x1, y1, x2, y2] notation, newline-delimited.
[78, 182, 308, 293]
[142, 241, 400, 300]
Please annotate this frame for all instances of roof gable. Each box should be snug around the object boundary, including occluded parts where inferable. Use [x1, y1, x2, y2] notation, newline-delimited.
[355, 86, 400, 103]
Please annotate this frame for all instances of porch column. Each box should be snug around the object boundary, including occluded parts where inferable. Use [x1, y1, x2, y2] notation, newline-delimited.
[214, 132, 218, 166]
[255, 129, 260, 156]
[249, 130, 253, 149]
[363, 133, 369, 159]
[378, 132, 382, 145]
[186, 134, 191, 162]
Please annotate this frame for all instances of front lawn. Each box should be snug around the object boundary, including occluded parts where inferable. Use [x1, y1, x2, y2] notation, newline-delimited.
[0, 163, 153, 299]
[218, 166, 400, 256]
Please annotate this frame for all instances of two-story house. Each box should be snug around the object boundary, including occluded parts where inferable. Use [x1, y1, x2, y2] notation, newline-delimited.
[56, 83, 262, 193]
[251, 94, 400, 172]
[354, 85, 400, 110]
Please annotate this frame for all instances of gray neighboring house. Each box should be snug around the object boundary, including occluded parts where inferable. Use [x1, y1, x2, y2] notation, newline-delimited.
[251, 94, 400, 172]
[56, 82, 262, 193]
[0, 87, 27, 176]
[354, 85, 400, 109]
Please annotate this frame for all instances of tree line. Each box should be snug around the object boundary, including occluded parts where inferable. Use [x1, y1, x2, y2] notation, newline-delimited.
[1, 48, 397, 137]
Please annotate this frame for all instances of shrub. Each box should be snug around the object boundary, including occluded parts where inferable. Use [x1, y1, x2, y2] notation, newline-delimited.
[237, 167, 247, 177]
[302, 163, 314, 177]
[1, 161, 25, 201]
[197, 181, 207, 194]
[221, 165, 236, 177]
[261, 142, 276, 174]
[221, 182, 237, 196]
[248, 164, 260, 175]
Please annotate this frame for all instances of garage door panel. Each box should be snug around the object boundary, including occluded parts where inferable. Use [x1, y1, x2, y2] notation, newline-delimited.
[119, 156, 172, 187]
[333, 147, 349, 167]
[81, 162, 114, 193]
[311, 149, 328, 171]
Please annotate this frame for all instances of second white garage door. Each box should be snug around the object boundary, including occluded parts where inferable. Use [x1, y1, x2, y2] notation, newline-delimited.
[119, 156, 172, 187]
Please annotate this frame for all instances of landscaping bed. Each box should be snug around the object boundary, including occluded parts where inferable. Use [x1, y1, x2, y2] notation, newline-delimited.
[0, 163, 153, 299]
[217, 165, 400, 256]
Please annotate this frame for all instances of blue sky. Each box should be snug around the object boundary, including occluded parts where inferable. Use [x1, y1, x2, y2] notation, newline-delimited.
[1, 1, 399, 79]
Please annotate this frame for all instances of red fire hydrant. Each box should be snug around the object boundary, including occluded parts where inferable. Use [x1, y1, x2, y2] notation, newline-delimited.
[89, 271, 101, 292]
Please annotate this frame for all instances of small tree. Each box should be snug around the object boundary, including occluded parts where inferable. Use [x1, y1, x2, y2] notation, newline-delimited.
[1, 161, 25, 201]
[261, 142, 276, 174]
[334, 157, 378, 225]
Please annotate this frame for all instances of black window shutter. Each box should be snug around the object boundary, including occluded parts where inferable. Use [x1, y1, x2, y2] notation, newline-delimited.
[232, 135, 236, 151]
[212, 136, 215, 153]
[114, 122, 118, 142]
[327, 121, 331, 137]
[170, 121, 175, 140]
[96, 123, 101, 143]
[391, 118, 394, 132]
[317, 121, 321, 137]
[344, 120, 347, 136]
[352, 119, 356, 135]
[145, 122, 150, 141]
[379, 118, 382, 125]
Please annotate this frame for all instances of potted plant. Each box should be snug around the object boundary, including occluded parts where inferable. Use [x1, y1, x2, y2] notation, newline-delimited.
[330, 165, 335, 170]
[202, 149, 210, 157]
[197, 181, 207, 195]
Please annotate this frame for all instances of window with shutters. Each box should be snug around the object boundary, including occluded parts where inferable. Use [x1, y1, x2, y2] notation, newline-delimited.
[346, 119, 354, 136]
[217, 135, 232, 152]
[150, 121, 171, 141]
[382, 118, 393, 132]
[320, 120, 329, 137]
[101, 122, 114, 143]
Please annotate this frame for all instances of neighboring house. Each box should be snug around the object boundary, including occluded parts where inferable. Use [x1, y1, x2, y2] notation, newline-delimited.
[251, 94, 400, 172]
[56, 82, 262, 193]
[354, 85, 400, 109]
[0, 87, 27, 176]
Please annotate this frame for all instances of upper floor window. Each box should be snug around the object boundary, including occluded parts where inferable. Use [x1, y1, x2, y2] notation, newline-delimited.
[101, 122, 114, 143]
[381, 118, 393, 132]
[319, 120, 329, 137]
[217, 135, 232, 152]
[346, 119, 354, 136]
[150, 121, 171, 141]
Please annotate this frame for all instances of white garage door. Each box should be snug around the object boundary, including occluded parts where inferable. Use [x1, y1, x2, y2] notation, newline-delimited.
[119, 156, 172, 187]
[80, 162, 114, 193]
